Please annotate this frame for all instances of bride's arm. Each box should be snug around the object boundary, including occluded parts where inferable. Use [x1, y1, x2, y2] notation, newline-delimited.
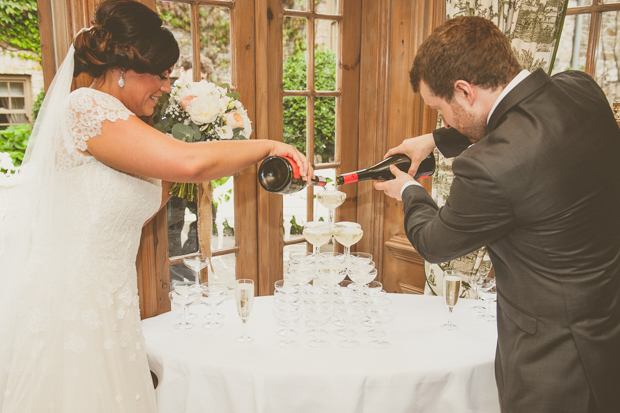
[85, 114, 313, 184]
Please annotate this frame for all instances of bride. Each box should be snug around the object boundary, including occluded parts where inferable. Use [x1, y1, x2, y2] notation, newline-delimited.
[0, 0, 312, 411]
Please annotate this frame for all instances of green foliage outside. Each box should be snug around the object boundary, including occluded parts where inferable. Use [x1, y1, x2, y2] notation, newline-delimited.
[0, 87, 45, 166]
[283, 47, 336, 162]
[0, 124, 30, 166]
[0, 0, 40, 61]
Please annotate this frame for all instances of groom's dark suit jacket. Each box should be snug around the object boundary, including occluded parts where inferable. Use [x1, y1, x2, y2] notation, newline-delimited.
[402, 69, 620, 413]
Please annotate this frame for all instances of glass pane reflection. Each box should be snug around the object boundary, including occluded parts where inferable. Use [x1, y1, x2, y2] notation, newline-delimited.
[283, 96, 307, 156]
[596, 11, 620, 103]
[314, 97, 336, 164]
[551, 13, 590, 75]
[283, 17, 307, 90]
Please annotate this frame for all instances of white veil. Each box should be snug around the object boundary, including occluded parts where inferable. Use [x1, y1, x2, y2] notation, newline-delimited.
[0, 44, 78, 409]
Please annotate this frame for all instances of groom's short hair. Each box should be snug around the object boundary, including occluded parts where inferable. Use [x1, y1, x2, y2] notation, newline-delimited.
[410, 15, 522, 101]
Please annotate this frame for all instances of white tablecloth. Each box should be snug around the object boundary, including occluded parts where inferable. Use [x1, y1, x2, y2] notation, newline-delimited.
[142, 294, 500, 413]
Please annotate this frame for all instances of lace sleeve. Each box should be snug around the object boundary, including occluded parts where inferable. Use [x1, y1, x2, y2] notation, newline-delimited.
[65, 88, 135, 152]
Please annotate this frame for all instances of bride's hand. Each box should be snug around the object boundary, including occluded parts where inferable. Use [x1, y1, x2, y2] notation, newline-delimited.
[268, 141, 314, 184]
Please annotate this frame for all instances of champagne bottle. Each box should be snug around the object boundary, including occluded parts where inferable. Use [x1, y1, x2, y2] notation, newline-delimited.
[336, 153, 435, 186]
[258, 156, 327, 194]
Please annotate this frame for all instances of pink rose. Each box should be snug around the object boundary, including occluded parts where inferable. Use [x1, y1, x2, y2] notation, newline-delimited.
[226, 110, 244, 129]
[179, 94, 198, 110]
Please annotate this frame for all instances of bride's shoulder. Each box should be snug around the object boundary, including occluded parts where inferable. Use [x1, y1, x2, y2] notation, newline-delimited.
[67, 88, 134, 116]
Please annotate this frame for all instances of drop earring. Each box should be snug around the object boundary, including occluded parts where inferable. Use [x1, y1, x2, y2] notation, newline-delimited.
[118, 70, 125, 88]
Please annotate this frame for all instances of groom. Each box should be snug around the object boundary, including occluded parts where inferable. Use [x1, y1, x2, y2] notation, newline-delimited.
[375, 16, 620, 413]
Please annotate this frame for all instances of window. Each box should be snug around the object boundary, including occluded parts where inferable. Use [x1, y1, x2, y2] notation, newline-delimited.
[281, 0, 341, 259]
[0, 75, 32, 129]
[552, 0, 620, 104]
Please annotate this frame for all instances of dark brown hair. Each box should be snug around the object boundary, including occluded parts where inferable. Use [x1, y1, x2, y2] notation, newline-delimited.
[73, 0, 179, 78]
[410, 16, 522, 101]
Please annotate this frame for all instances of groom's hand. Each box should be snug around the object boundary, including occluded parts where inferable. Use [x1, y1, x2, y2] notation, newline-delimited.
[373, 165, 414, 201]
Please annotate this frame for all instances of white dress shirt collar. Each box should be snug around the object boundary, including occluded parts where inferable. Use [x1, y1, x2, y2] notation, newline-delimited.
[487, 69, 531, 124]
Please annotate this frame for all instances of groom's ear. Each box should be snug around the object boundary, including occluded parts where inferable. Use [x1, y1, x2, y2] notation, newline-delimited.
[453, 80, 476, 107]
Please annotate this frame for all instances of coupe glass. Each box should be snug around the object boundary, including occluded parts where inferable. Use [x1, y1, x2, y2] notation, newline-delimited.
[468, 270, 487, 313]
[304, 296, 333, 347]
[366, 297, 397, 348]
[303, 221, 333, 258]
[200, 282, 227, 329]
[333, 222, 363, 258]
[169, 281, 199, 330]
[235, 279, 254, 343]
[334, 298, 365, 348]
[273, 296, 303, 348]
[316, 189, 346, 226]
[183, 254, 210, 290]
[441, 270, 462, 331]
[477, 282, 497, 321]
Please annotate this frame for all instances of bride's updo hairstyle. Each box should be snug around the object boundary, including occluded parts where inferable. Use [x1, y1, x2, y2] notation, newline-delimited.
[73, 0, 179, 79]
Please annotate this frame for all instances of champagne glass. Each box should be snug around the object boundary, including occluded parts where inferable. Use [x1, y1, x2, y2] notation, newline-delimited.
[441, 270, 462, 331]
[469, 270, 487, 313]
[169, 281, 199, 330]
[317, 189, 346, 226]
[200, 282, 227, 329]
[334, 297, 365, 348]
[366, 297, 397, 348]
[333, 222, 363, 258]
[304, 296, 333, 347]
[478, 282, 497, 321]
[183, 254, 210, 290]
[235, 279, 254, 343]
[273, 296, 303, 348]
[303, 221, 333, 259]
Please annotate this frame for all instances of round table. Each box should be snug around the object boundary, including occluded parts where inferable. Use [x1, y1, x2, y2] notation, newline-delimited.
[142, 293, 500, 413]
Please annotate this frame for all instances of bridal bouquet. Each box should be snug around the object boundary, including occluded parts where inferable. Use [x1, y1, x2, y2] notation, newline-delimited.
[152, 80, 252, 201]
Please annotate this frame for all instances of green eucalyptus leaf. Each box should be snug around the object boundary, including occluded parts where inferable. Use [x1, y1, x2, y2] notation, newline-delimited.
[171, 123, 194, 142]
[226, 92, 240, 100]
[154, 123, 168, 133]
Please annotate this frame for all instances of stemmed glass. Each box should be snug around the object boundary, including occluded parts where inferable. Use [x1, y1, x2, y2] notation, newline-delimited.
[333, 222, 363, 259]
[235, 279, 254, 343]
[200, 282, 227, 329]
[304, 296, 333, 347]
[469, 270, 487, 313]
[366, 297, 397, 348]
[334, 297, 365, 348]
[303, 221, 333, 259]
[273, 296, 303, 348]
[316, 189, 346, 226]
[477, 281, 497, 321]
[441, 270, 462, 331]
[183, 254, 210, 290]
[169, 281, 199, 330]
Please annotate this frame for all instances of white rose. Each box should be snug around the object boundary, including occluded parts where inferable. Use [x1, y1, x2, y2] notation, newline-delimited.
[216, 125, 234, 140]
[185, 95, 223, 125]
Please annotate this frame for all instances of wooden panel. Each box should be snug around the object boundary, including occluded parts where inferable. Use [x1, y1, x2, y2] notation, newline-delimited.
[337, 0, 362, 226]
[356, 0, 390, 280]
[37, 0, 57, 91]
[256, 0, 285, 296]
[232, 0, 259, 286]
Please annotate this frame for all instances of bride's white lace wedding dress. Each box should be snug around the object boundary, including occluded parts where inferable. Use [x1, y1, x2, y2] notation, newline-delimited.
[0, 87, 160, 412]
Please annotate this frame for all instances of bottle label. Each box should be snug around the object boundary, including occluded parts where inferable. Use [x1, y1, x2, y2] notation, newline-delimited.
[280, 156, 301, 179]
[316, 180, 326, 187]
[343, 173, 358, 184]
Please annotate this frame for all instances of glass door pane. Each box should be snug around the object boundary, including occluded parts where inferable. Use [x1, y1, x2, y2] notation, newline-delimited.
[596, 11, 620, 102]
[552, 12, 591, 74]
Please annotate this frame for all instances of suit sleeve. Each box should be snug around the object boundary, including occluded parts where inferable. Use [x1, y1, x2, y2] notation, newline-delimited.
[433, 127, 471, 158]
[402, 154, 515, 263]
